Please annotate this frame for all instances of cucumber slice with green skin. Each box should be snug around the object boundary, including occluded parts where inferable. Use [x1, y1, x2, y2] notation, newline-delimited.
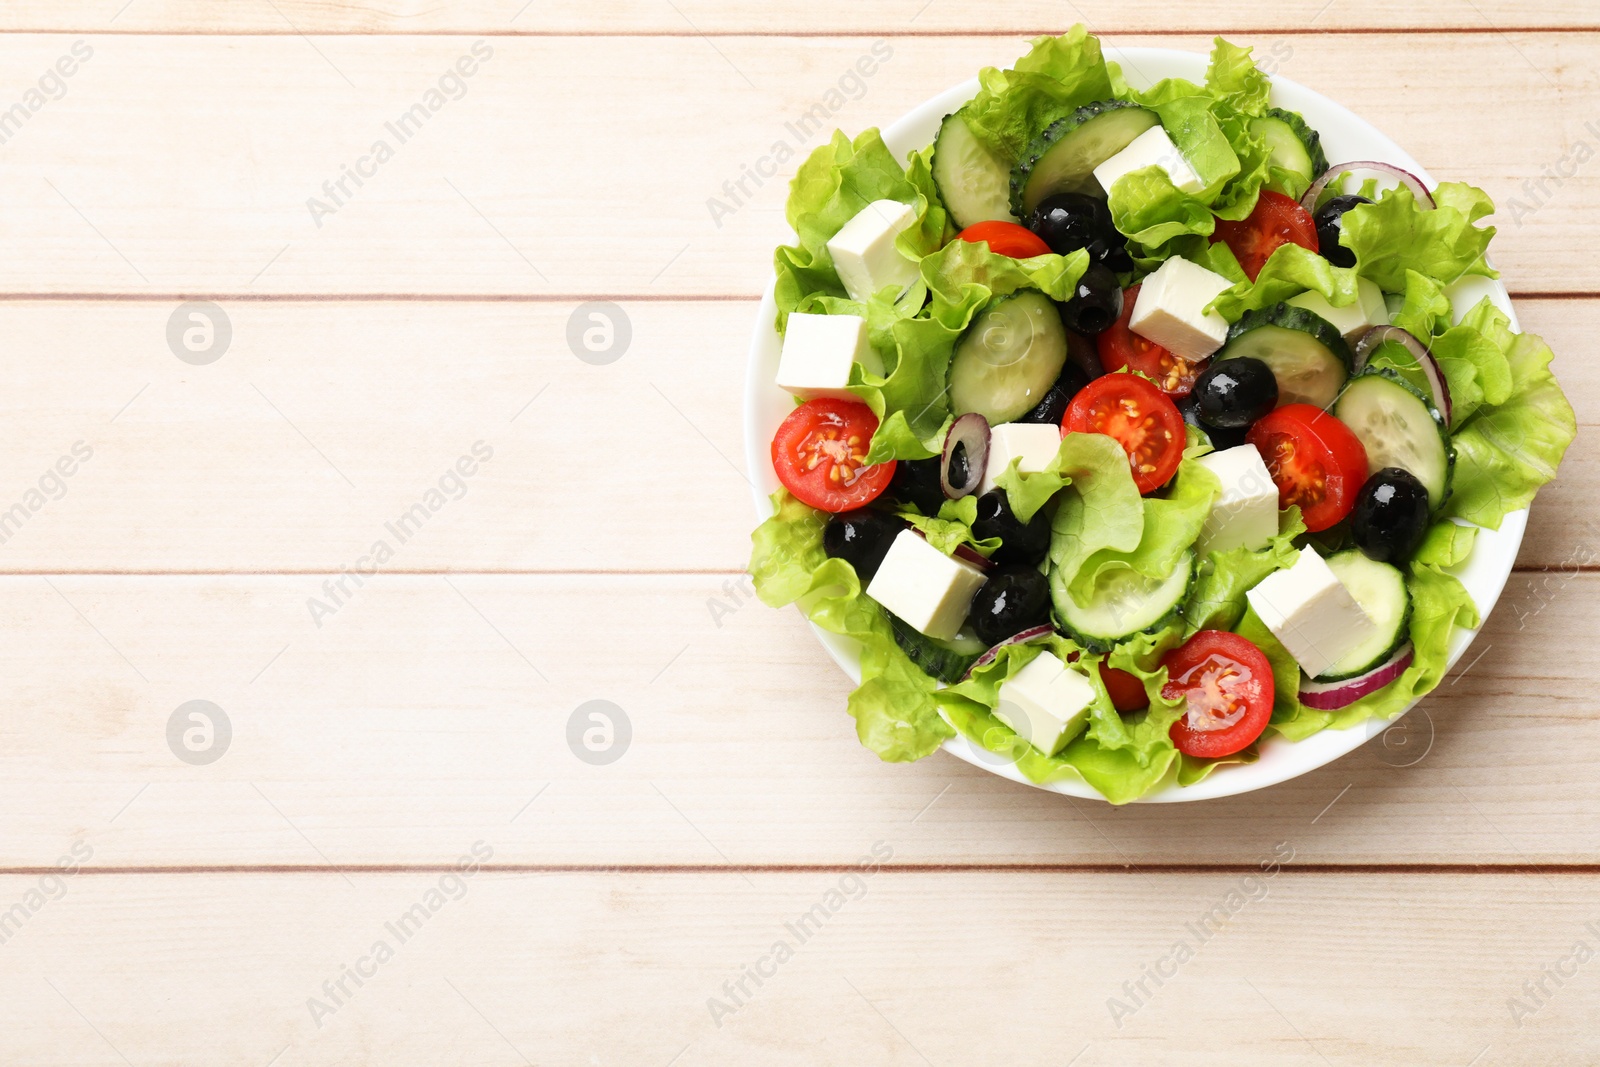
[1317, 549, 1412, 681]
[1216, 303, 1352, 410]
[1010, 100, 1160, 216]
[1052, 552, 1194, 653]
[948, 290, 1069, 424]
[889, 615, 987, 683]
[931, 111, 1018, 229]
[1252, 108, 1328, 191]
[1332, 368, 1455, 511]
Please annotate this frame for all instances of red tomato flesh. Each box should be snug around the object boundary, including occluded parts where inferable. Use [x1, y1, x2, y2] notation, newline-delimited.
[957, 221, 1053, 260]
[1063, 373, 1186, 494]
[1245, 403, 1369, 532]
[1211, 190, 1319, 281]
[1162, 630, 1275, 758]
[770, 398, 895, 512]
[1097, 283, 1208, 398]
[1100, 662, 1150, 713]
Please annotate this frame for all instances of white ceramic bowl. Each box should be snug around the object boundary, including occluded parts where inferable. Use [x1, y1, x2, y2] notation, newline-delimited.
[744, 45, 1526, 802]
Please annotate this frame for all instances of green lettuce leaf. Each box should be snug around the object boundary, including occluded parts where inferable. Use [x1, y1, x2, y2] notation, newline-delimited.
[1209, 242, 1363, 321]
[1339, 182, 1496, 292]
[897, 494, 1002, 556]
[1205, 38, 1272, 116]
[1182, 506, 1306, 634]
[1445, 322, 1576, 528]
[1054, 448, 1221, 608]
[1388, 269, 1452, 340]
[773, 129, 949, 329]
[960, 26, 1117, 163]
[749, 490, 829, 608]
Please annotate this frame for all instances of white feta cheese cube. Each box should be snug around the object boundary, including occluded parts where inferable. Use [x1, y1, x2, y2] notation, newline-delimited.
[865, 529, 988, 641]
[1092, 125, 1205, 197]
[1195, 444, 1280, 557]
[825, 199, 921, 304]
[1128, 257, 1236, 362]
[1246, 548, 1379, 679]
[994, 651, 1096, 756]
[1286, 278, 1389, 344]
[775, 313, 883, 401]
[979, 422, 1062, 496]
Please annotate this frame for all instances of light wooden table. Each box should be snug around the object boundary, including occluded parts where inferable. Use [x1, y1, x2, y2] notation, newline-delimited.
[0, 3, 1593, 1064]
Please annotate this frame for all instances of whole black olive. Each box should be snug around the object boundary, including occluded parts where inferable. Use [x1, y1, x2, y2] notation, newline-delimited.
[888, 456, 945, 515]
[822, 509, 902, 581]
[1018, 361, 1091, 425]
[1350, 468, 1431, 564]
[1059, 263, 1124, 336]
[1314, 194, 1371, 268]
[971, 489, 1051, 566]
[1028, 192, 1134, 272]
[1193, 356, 1278, 430]
[968, 566, 1052, 646]
[1177, 396, 1249, 451]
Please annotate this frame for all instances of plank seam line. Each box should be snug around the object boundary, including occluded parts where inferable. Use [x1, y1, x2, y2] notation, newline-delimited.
[0, 291, 1590, 303]
[0, 27, 1594, 37]
[8, 863, 1600, 875]
[0, 565, 1584, 577]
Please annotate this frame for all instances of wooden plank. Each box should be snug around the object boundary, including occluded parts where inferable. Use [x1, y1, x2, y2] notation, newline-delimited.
[0, 868, 1595, 1064]
[0, 34, 1592, 295]
[0, 297, 1585, 574]
[0, 568, 1592, 869]
[3, 1, 1599, 34]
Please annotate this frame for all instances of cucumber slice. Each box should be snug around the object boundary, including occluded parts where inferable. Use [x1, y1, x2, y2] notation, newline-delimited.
[931, 110, 1018, 229]
[948, 290, 1069, 424]
[1318, 549, 1411, 681]
[1010, 100, 1160, 216]
[889, 615, 987, 683]
[1216, 303, 1352, 410]
[1252, 108, 1328, 192]
[1052, 552, 1194, 653]
[1332, 368, 1455, 510]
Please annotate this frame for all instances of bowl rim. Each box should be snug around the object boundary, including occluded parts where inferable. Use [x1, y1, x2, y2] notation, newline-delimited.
[742, 44, 1526, 803]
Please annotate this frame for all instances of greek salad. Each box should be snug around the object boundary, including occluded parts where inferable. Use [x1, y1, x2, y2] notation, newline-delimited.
[748, 28, 1576, 802]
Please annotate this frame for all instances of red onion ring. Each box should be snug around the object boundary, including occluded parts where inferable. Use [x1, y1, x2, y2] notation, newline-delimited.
[1301, 161, 1435, 215]
[1298, 643, 1415, 710]
[951, 542, 996, 574]
[1354, 326, 1453, 424]
[960, 624, 1056, 679]
[941, 412, 989, 500]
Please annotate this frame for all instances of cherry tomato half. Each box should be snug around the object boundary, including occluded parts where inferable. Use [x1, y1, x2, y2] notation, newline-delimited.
[771, 398, 895, 512]
[1245, 403, 1369, 532]
[1162, 630, 1275, 758]
[957, 221, 1053, 259]
[1063, 373, 1186, 494]
[1096, 283, 1208, 398]
[1099, 662, 1150, 713]
[1210, 190, 1318, 282]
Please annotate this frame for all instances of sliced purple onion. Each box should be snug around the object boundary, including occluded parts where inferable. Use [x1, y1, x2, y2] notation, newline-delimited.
[1301, 161, 1435, 215]
[1298, 643, 1415, 710]
[1354, 326, 1453, 424]
[941, 412, 989, 500]
[1066, 328, 1105, 382]
[952, 542, 996, 575]
[961, 624, 1056, 680]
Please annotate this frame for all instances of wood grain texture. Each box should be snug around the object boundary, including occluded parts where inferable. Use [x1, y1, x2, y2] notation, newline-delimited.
[3, 1, 1599, 34]
[0, 567, 1589, 869]
[0, 297, 1584, 573]
[0, 869, 1594, 1065]
[0, 34, 1592, 295]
